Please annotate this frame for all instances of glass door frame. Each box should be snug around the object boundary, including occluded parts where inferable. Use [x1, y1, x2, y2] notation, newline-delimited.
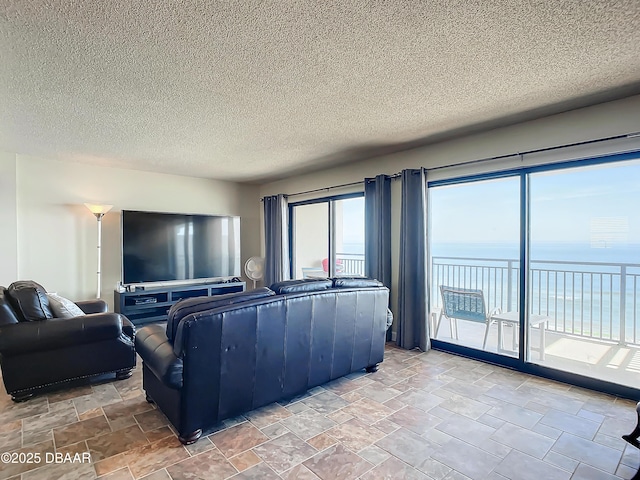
[288, 192, 364, 280]
[428, 150, 640, 400]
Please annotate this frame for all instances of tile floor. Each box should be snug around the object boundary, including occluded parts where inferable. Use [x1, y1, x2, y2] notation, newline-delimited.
[0, 344, 639, 479]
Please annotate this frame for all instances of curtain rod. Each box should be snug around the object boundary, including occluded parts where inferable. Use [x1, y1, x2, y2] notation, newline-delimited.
[262, 131, 639, 200]
[427, 132, 639, 172]
[284, 179, 364, 198]
[260, 173, 404, 201]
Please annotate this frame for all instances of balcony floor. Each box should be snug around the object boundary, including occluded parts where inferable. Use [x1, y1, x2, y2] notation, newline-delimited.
[431, 316, 640, 390]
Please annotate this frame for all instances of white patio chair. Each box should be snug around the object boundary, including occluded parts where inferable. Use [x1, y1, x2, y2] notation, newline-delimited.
[436, 286, 500, 349]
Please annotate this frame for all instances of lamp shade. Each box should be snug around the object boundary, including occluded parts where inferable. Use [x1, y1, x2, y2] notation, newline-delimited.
[84, 203, 113, 215]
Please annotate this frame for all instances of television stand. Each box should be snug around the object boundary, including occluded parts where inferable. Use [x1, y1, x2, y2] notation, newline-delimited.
[115, 281, 246, 326]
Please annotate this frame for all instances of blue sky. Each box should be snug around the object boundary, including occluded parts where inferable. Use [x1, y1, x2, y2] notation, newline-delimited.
[430, 159, 640, 250]
[340, 196, 365, 245]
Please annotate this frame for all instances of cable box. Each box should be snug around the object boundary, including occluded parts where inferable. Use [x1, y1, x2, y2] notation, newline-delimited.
[135, 297, 158, 305]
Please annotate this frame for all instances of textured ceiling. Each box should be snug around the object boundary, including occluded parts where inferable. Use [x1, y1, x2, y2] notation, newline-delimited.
[2, 1, 640, 183]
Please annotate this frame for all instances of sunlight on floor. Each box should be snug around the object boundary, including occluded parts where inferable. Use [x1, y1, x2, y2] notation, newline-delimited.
[546, 337, 611, 364]
[607, 348, 630, 369]
[628, 350, 640, 373]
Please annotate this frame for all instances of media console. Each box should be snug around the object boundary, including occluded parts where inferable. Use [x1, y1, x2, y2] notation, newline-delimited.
[115, 281, 246, 326]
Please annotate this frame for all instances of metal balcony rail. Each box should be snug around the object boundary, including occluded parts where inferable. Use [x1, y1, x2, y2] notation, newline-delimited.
[335, 253, 365, 277]
[432, 256, 640, 346]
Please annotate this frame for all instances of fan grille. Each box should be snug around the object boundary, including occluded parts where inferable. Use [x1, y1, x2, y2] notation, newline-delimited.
[244, 256, 264, 281]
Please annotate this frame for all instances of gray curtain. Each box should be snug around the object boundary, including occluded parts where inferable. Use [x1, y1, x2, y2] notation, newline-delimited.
[364, 175, 392, 289]
[397, 168, 429, 351]
[364, 175, 392, 340]
[263, 194, 290, 286]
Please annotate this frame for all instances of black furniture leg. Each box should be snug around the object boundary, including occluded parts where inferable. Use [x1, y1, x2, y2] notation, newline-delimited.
[365, 364, 379, 373]
[116, 369, 133, 380]
[11, 392, 34, 402]
[623, 401, 640, 449]
[145, 393, 154, 404]
[178, 429, 202, 445]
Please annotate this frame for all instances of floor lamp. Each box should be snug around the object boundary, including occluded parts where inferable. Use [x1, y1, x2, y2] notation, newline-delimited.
[85, 203, 113, 298]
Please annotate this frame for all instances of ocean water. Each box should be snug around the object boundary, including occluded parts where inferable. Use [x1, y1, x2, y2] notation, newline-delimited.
[346, 241, 640, 263]
[340, 243, 365, 255]
[432, 242, 640, 265]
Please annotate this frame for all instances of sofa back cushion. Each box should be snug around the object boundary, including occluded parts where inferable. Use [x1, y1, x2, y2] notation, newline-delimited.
[6, 281, 53, 322]
[0, 288, 20, 326]
[166, 287, 275, 342]
[332, 277, 383, 288]
[269, 278, 332, 295]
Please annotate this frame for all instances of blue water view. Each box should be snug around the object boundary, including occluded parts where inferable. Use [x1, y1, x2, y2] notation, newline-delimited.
[432, 242, 640, 265]
[346, 241, 640, 263]
[340, 242, 365, 255]
[431, 242, 640, 344]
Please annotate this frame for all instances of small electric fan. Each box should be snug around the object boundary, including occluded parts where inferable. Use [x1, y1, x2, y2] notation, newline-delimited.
[244, 256, 265, 289]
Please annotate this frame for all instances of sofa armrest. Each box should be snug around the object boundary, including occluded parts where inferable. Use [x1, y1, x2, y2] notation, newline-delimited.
[0, 313, 127, 356]
[121, 316, 135, 340]
[75, 299, 108, 314]
[135, 324, 183, 390]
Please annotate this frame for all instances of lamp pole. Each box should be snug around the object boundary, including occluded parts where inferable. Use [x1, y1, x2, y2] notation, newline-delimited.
[85, 204, 113, 298]
[95, 212, 105, 298]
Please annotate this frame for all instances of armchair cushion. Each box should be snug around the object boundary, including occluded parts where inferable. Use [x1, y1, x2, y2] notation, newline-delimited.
[0, 288, 20, 326]
[46, 293, 86, 318]
[0, 313, 128, 357]
[6, 281, 53, 322]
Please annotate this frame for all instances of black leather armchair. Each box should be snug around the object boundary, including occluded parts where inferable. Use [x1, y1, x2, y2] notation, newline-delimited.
[0, 281, 136, 401]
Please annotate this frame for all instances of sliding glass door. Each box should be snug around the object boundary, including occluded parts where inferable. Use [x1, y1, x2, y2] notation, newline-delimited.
[429, 176, 521, 358]
[528, 159, 640, 386]
[429, 154, 640, 391]
[290, 194, 365, 280]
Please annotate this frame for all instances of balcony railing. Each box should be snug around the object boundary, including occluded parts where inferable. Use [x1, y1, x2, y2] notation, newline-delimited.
[336, 253, 365, 277]
[432, 256, 640, 346]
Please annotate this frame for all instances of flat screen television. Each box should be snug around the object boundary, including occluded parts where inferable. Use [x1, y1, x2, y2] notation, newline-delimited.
[121, 210, 241, 285]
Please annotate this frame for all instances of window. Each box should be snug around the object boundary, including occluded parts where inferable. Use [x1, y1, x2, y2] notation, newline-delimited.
[290, 194, 365, 280]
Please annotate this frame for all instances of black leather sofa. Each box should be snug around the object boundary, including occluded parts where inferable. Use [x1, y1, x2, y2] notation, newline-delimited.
[135, 277, 390, 444]
[0, 281, 136, 401]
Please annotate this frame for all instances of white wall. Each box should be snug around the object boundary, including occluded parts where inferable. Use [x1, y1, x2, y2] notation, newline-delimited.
[258, 94, 640, 327]
[0, 152, 18, 286]
[11, 155, 261, 306]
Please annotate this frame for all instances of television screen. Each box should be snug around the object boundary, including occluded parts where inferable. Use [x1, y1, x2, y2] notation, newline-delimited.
[122, 210, 241, 285]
